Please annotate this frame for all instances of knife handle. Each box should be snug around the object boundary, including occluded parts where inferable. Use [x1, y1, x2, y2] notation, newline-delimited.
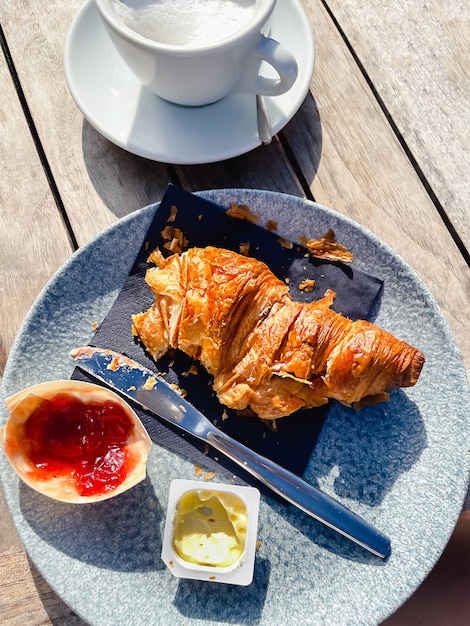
[207, 429, 390, 558]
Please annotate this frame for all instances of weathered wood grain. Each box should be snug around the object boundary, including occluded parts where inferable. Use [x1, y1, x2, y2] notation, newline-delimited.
[176, 137, 305, 195]
[324, 0, 470, 254]
[281, 0, 470, 375]
[0, 51, 72, 379]
[0, 44, 82, 626]
[0, 0, 173, 246]
[0, 547, 85, 625]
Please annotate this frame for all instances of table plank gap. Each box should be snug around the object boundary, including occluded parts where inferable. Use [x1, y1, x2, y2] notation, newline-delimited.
[317, 0, 470, 266]
[322, 0, 470, 253]
[0, 24, 79, 252]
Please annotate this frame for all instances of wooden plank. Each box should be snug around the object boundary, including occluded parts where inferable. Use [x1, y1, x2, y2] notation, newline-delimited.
[0, 547, 85, 625]
[282, 0, 470, 373]
[0, 45, 81, 625]
[0, 52, 73, 379]
[0, 0, 173, 246]
[176, 138, 305, 196]
[323, 0, 470, 253]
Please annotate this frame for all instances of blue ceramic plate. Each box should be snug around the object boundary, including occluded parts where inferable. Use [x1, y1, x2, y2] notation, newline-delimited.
[1, 190, 469, 626]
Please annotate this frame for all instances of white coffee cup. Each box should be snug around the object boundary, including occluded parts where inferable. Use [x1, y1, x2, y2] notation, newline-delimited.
[95, 0, 298, 106]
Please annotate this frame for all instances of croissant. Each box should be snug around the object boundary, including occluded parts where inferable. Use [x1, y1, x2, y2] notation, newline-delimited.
[131, 246, 424, 420]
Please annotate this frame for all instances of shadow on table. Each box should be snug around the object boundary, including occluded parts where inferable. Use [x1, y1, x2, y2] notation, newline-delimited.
[19, 476, 164, 573]
[279, 91, 323, 188]
[80, 119, 171, 220]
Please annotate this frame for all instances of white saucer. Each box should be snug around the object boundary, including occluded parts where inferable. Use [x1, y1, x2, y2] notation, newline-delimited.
[64, 0, 315, 164]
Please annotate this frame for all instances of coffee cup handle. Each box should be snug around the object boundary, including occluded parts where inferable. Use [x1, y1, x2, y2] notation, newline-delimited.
[239, 35, 298, 97]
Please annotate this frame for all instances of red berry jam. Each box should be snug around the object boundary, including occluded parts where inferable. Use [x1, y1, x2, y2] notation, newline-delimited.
[21, 393, 136, 496]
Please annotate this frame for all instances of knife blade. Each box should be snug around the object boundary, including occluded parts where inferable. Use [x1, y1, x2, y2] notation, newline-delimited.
[70, 346, 391, 558]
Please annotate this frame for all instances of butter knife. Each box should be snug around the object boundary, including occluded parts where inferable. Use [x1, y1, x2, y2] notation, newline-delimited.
[71, 346, 391, 558]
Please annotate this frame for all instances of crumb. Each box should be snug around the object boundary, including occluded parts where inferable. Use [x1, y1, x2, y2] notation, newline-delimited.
[221, 409, 229, 421]
[127, 385, 136, 391]
[203, 471, 215, 480]
[198, 214, 203, 221]
[182, 364, 199, 377]
[204, 444, 209, 455]
[239, 242, 250, 256]
[147, 247, 165, 267]
[169, 382, 188, 398]
[278, 237, 293, 250]
[92, 321, 99, 331]
[255, 541, 262, 551]
[305, 229, 353, 262]
[167, 205, 178, 222]
[168, 560, 174, 567]
[299, 279, 315, 292]
[161, 226, 188, 254]
[284, 277, 290, 284]
[209, 576, 216, 581]
[107, 356, 120, 372]
[143, 376, 157, 390]
[195, 465, 203, 477]
[265, 219, 278, 232]
[144, 241, 149, 250]
[226, 202, 259, 223]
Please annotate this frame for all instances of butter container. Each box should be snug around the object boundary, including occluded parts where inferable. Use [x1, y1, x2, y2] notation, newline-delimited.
[161, 479, 260, 585]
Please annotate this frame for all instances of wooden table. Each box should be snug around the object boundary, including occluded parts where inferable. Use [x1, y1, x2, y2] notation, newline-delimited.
[1, 0, 469, 623]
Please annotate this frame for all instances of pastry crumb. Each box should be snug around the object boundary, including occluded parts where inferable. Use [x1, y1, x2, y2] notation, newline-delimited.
[167, 205, 178, 222]
[304, 229, 353, 262]
[278, 237, 293, 250]
[143, 376, 157, 390]
[239, 242, 250, 256]
[226, 202, 259, 223]
[299, 279, 315, 292]
[161, 225, 188, 254]
[106, 356, 120, 372]
[182, 364, 199, 377]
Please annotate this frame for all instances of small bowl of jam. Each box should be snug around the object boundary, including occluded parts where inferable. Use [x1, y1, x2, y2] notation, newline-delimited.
[161, 479, 260, 586]
[0, 380, 152, 503]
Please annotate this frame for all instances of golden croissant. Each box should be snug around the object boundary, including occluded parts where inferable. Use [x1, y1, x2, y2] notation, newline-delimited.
[131, 246, 424, 420]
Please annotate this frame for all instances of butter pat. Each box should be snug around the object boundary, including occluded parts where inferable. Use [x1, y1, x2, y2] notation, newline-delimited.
[173, 489, 247, 567]
[162, 479, 260, 585]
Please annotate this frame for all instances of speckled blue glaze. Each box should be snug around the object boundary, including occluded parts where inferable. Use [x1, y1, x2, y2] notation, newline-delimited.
[1, 190, 469, 626]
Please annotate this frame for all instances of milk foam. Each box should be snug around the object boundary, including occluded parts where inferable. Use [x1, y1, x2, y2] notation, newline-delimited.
[112, 0, 258, 47]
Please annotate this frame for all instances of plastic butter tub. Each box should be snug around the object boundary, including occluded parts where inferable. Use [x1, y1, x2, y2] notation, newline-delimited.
[161, 479, 260, 585]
